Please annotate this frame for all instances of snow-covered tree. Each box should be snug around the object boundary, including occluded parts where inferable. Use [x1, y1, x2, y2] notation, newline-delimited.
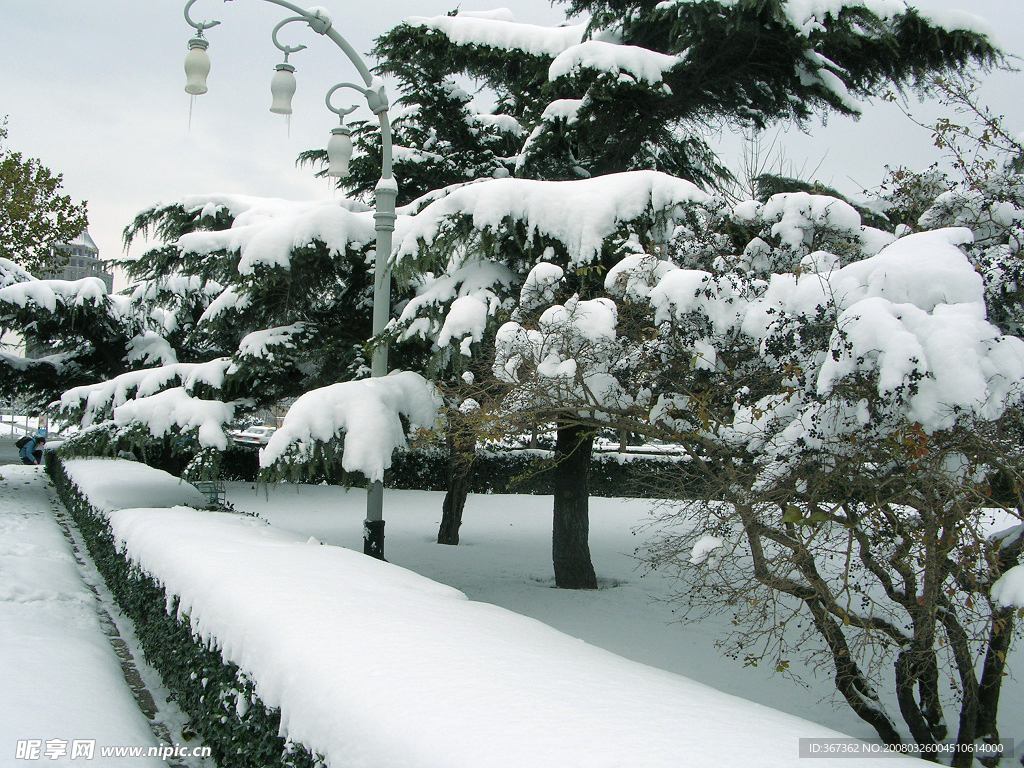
[879, 77, 1024, 337]
[125, 194, 386, 390]
[368, 1, 999, 186]
[622, 193, 1024, 755]
[0, 123, 116, 409]
[0, 257, 139, 411]
[351, 0, 1003, 585]
[390, 170, 715, 586]
[0, 120, 89, 274]
[55, 192, 404, 480]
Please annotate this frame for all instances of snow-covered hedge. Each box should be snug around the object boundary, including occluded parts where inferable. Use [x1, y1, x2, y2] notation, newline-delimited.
[393, 445, 707, 497]
[47, 458, 321, 768]
[48, 457, 912, 768]
[219, 441, 703, 497]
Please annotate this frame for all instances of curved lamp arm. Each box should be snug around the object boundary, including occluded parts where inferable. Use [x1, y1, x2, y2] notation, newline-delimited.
[219, 0, 374, 85]
[271, 17, 308, 57]
[184, 0, 220, 34]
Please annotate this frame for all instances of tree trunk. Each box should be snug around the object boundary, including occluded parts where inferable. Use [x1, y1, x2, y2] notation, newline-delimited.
[976, 608, 1013, 764]
[806, 599, 904, 747]
[977, 535, 1022, 751]
[895, 650, 941, 760]
[437, 429, 476, 545]
[918, 650, 947, 741]
[939, 609, 982, 768]
[552, 423, 598, 589]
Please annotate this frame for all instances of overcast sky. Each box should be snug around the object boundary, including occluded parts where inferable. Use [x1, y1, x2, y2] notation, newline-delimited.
[4, 0, 1023, 279]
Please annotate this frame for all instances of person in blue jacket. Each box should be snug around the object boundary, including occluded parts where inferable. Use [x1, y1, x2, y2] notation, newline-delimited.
[19, 435, 46, 465]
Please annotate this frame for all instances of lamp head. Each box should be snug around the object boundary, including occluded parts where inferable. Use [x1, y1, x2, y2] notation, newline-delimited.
[327, 125, 353, 178]
[184, 37, 211, 96]
[270, 62, 297, 115]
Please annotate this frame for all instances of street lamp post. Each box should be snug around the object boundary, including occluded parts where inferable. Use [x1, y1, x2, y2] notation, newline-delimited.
[183, 0, 395, 559]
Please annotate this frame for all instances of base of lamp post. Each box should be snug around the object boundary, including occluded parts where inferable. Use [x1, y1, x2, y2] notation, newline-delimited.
[363, 518, 385, 560]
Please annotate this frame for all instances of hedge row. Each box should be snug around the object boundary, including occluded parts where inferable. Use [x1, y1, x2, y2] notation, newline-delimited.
[220, 443, 703, 498]
[47, 457, 323, 768]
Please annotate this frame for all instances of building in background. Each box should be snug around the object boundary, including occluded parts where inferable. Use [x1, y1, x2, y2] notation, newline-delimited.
[20, 230, 115, 363]
[45, 231, 114, 293]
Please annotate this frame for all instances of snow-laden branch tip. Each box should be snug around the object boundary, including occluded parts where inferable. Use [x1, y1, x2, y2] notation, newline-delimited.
[394, 171, 715, 268]
[260, 371, 442, 483]
[0, 276, 108, 312]
[237, 324, 308, 362]
[654, 1, 994, 42]
[549, 41, 682, 85]
[0, 257, 34, 289]
[112, 387, 237, 450]
[176, 197, 375, 276]
[61, 359, 233, 427]
[991, 565, 1024, 609]
[405, 13, 586, 58]
[126, 332, 178, 368]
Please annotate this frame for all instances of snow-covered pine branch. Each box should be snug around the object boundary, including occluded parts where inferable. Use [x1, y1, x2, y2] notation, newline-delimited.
[260, 371, 441, 483]
[59, 358, 235, 430]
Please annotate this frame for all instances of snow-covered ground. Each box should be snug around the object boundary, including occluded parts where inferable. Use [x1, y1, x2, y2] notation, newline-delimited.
[62, 456, 928, 768]
[223, 481, 1024, 756]
[0, 464, 197, 767]
[3, 453, 1020, 766]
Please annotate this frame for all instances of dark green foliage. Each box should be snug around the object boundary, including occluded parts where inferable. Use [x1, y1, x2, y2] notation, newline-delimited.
[361, 1, 999, 197]
[56, 423, 211, 479]
[0, 119, 89, 274]
[567, 1, 999, 124]
[123, 203, 379, 394]
[392, 446, 703, 497]
[47, 458, 323, 768]
[73, 196, 419, 472]
[220, 439, 703, 498]
[368, 16, 729, 189]
[0, 278, 136, 412]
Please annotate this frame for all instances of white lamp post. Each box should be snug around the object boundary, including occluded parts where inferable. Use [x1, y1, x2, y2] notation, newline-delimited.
[183, 0, 397, 559]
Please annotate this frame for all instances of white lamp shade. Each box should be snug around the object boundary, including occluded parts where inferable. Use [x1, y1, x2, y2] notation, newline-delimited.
[327, 128, 353, 178]
[270, 64, 296, 115]
[184, 39, 211, 96]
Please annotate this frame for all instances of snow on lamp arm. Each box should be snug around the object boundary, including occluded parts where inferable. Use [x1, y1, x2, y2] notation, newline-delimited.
[181, 0, 397, 560]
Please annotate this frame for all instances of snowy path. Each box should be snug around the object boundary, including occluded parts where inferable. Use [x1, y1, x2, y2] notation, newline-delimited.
[0, 465, 201, 767]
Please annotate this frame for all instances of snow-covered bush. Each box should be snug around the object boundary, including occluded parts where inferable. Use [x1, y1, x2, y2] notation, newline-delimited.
[631, 193, 1024, 756]
[876, 78, 1024, 337]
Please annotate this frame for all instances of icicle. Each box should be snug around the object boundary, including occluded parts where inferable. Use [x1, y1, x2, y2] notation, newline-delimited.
[286, 114, 291, 139]
[188, 95, 196, 131]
